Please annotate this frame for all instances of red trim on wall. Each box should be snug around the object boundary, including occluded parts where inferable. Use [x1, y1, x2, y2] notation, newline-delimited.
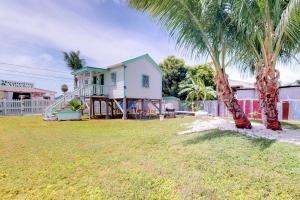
[252, 100, 262, 119]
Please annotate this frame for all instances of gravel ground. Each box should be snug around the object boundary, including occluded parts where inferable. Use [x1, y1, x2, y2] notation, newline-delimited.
[179, 117, 300, 145]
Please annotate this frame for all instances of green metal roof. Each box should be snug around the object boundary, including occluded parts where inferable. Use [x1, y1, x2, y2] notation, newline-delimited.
[72, 54, 164, 76]
[163, 96, 181, 101]
[72, 67, 108, 75]
[121, 54, 164, 75]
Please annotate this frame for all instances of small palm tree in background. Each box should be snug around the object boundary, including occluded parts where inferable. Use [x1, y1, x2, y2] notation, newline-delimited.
[179, 76, 216, 111]
[129, 0, 252, 128]
[61, 84, 68, 94]
[61, 84, 68, 106]
[63, 51, 85, 71]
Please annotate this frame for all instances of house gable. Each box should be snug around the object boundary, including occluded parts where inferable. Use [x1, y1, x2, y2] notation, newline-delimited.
[121, 54, 163, 76]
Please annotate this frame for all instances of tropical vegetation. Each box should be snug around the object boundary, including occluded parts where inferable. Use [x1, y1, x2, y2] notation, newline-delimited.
[130, 0, 252, 129]
[68, 99, 84, 111]
[231, 0, 300, 130]
[160, 56, 188, 100]
[160, 56, 216, 101]
[179, 75, 216, 111]
[186, 63, 216, 89]
[63, 50, 85, 71]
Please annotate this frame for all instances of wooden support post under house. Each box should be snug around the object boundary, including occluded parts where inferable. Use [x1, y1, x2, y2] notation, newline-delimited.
[122, 97, 127, 120]
[141, 99, 145, 111]
[159, 99, 162, 115]
[99, 100, 102, 115]
[92, 99, 95, 117]
[89, 98, 92, 120]
[111, 100, 114, 117]
[105, 99, 109, 119]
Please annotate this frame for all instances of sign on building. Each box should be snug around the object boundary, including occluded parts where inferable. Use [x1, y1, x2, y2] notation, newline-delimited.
[0, 79, 34, 88]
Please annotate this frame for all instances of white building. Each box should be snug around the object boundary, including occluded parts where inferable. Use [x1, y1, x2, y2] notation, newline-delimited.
[236, 85, 300, 101]
[45, 54, 163, 120]
[0, 79, 56, 100]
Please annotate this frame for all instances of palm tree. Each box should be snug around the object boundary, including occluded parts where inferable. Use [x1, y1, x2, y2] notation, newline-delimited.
[179, 76, 216, 111]
[231, 0, 300, 130]
[61, 84, 68, 94]
[129, 0, 252, 128]
[63, 50, 85, 89]
[63, 50, 85, 71]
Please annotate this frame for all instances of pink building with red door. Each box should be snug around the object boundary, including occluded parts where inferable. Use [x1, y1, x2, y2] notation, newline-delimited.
[236, 85, 300, 120]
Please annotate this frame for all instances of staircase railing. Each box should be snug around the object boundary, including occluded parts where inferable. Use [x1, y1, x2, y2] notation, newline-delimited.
[43, 87, 81, 119]
[44, 84, 110, 119]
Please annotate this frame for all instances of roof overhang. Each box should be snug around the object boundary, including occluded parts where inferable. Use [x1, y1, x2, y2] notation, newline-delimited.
[72, 67, 108, 75]
[0, 86, 56, 94]
[106, 54, 164, 75]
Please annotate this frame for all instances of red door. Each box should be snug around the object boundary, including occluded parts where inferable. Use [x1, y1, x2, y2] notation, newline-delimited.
[282, 101, 289, 120]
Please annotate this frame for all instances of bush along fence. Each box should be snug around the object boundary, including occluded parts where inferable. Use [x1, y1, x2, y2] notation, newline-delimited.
[201, 99, 300, 120]
[0, 99, 54, 116]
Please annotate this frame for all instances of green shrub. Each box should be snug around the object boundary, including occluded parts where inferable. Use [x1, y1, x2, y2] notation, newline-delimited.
[68, 99, 83, 111]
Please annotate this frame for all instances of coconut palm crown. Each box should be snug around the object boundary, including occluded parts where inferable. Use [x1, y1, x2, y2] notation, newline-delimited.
[63, 50, 85, 71]
[129, 0, 252, 128]
[231, 0, 300, 130]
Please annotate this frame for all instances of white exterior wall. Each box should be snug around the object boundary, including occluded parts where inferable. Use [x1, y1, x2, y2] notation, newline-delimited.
[106, 67, 124, 99]
[236, 89, 257, 99]
[237, 87, 300, 101]
[279, 87, 300, 100]
[125, 58, 162, 99]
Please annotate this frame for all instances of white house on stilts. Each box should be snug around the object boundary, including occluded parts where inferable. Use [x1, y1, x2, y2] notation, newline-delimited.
[44, 54, 163, 120]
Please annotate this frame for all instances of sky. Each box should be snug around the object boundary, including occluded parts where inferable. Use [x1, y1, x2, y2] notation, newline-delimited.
[0, 0, 299, 94]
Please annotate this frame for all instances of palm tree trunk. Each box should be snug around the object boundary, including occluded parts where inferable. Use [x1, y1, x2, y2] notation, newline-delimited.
[255, 57, 282, 130]
[255, 60, 267, 125]
[215, 70, 252, 129]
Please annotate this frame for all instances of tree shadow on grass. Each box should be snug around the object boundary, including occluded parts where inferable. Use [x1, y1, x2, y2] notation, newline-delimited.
[182, 129, 276, 150]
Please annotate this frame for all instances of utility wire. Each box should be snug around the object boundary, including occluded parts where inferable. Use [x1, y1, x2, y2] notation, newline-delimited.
[0, 71, 73, 82]
[0, 62, 71, 74]
[0, 68, 73, 80]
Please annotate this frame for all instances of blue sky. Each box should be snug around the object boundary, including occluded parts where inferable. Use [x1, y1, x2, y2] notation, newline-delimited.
[0, 0, 299, 94]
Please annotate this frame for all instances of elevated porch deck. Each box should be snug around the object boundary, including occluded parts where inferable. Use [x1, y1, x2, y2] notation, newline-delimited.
[76, 84, 110, 97]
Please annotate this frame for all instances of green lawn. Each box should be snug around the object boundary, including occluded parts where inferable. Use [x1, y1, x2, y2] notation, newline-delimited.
[0, 116, 300, 200]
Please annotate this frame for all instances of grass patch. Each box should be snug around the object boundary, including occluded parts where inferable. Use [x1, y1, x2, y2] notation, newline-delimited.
[251, 119, 300, 129]
[0, 116, 300, 199]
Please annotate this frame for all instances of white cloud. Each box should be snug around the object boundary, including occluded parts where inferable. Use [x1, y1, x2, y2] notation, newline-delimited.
[0, 0, 298, 94]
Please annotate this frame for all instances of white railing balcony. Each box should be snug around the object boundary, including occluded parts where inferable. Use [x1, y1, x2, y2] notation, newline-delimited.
[77, 84, 109, 97]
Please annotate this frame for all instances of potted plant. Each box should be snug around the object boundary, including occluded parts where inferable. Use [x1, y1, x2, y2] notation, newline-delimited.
[57, 99, 83, 121]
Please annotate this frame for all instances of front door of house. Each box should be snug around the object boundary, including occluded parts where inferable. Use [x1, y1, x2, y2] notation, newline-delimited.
[99, 74, 104, 95]
[93, 76, 97, 84]
[92, 76, 97, 95]
[100, 74, 104, 85]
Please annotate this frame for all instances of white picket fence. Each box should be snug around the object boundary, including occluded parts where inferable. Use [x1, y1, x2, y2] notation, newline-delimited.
[0, 99, 54, 116]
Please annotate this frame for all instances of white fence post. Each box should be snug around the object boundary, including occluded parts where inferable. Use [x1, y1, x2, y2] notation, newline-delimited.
[3, 99, 6, 115]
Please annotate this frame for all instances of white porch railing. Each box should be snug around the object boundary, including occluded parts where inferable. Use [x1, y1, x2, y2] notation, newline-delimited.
[77, 84, 109, 97]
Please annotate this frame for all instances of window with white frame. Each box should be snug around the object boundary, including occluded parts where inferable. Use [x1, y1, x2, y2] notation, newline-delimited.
[142, 75, 149, 88]
[111, 72, 117, 86]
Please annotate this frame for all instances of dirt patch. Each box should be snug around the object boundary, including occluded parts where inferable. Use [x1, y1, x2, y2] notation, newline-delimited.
[179, 117, 300, 145]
